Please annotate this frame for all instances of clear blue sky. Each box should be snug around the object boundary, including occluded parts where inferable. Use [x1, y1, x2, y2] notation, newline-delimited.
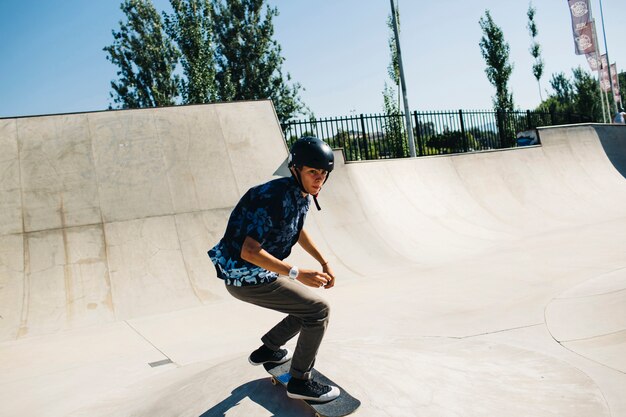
[1, 0, 624, 119]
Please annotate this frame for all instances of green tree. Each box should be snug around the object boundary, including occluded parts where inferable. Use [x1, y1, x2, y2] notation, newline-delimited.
[381, 5, 407, 158]
[537, 72, 574, 121]
[382, 83, 407, 158]
[332, 130, 362, 161]
[526, 3, 544, 102]
[537, 68, 601, 123]
[107, 0, 306, 124]
[104, 0, 180, 108]
[386, 7, 400, 109]
[211, 0, 305, 123]
[550, 72, 574, 104]
[572, 67, 602, 120]
[479, 10, 514, 112]
[426, 129, 479, 154]
[164, 0, 218, 104]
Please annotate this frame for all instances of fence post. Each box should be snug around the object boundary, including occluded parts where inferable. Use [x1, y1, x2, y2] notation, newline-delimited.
[360, 114, 369, 160]
[526, 110, 532, 130]
[496, 109, 504, 149]
[413, 111, 423, 156]
[458, 109, 468, 152]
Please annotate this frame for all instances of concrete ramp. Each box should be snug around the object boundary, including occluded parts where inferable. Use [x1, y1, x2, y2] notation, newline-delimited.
[0, 101, 286, 341]
[1, 102, 625, 417]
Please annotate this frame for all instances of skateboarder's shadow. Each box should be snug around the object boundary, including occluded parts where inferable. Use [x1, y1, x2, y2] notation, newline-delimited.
[199, 378, 310, 417]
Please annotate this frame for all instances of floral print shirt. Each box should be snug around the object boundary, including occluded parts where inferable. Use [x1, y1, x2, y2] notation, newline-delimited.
[208, 177, 310, 286]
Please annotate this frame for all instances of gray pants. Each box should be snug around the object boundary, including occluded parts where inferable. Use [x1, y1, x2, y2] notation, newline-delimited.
[226, 277, 330, 380]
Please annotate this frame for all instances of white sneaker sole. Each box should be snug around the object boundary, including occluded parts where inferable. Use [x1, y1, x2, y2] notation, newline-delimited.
[287, 386, 341, 402]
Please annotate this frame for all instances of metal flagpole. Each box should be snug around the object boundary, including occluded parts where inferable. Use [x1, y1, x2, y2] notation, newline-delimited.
[390, 0, 417, 157]
[590, 25, 607, 123]
[599, 71, 608, 123]
[601, 84, 608, 123]
[604, 91, 613, 118]
[598, 0, 618, 114]
[585, 3, 608, 122]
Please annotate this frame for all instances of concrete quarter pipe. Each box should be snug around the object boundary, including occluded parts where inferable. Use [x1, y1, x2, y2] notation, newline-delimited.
[0, 100, 625, 416]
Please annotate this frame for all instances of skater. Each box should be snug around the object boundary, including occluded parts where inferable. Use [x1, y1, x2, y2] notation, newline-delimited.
[208, 136, 340, 402]
[613, 108, 626, 124]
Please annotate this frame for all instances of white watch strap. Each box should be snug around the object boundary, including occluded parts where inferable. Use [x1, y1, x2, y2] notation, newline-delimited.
[288, 266, 299, 280]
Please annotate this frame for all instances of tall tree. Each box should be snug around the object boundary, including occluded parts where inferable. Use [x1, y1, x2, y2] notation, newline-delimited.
[386, 7, 400, 109]
[479, 10, 514, 112]
[382, 83, 407, 158]
[104, 0, 180, 108]
[106, 0, 306, 123]
[164, 0, 218, 104]
[380, 5, 406, 158]
[535, 72, 574, 124]
[211, 0, 305, 123]
[572, 67, 602, 120]
[537, 68, 602, 122]
[526, 3, 544, 102]
[550, 72, 574, 105]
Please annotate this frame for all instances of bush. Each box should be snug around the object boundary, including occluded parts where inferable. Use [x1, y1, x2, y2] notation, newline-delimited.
[426, 130, 478, 153]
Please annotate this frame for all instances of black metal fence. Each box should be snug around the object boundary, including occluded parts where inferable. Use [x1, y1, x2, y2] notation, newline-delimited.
[282, 109, 592, 161]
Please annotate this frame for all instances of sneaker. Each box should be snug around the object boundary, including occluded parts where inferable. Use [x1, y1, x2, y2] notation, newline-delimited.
[248, 345, 292, 366]
[287, 377, 340, 402]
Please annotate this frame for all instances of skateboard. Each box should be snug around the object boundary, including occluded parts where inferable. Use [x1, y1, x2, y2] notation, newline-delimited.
[263, 360, 361, 417]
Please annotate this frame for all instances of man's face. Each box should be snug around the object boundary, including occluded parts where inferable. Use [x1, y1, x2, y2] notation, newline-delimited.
[298, 165, 328, 195]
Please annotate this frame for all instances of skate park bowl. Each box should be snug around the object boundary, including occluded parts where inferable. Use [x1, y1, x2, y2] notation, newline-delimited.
[1, 100, 625, 416]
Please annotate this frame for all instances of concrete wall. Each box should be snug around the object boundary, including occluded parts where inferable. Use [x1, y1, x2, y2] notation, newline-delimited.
[0, 100, 287, 340]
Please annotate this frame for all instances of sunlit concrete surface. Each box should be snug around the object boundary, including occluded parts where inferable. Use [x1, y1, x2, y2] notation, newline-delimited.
[1, 101, 625, 417]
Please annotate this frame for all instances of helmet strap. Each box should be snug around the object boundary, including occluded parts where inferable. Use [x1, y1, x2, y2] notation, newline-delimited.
[291, 166, 307, 194]
[291, 166, 323, 211]
[312, 173, 331, 211]
[312, 194, 322, 211]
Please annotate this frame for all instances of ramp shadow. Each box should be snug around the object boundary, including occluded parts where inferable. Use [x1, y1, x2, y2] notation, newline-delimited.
[199, 378, 311, 417]
[597, 126, 626, 179]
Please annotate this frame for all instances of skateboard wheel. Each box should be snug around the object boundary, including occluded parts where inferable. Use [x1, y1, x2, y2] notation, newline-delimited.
[270, 377, 278, 386]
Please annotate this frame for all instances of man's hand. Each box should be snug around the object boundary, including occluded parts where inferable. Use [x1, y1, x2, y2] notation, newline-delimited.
[322, 263, 335, 289]
[297, 269, 332, 288]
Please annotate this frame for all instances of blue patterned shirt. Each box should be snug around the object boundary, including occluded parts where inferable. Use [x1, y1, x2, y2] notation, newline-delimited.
[208, 177, 310, 286]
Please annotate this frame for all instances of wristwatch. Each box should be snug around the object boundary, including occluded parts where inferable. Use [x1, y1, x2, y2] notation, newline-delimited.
[288, 266, 299, 280]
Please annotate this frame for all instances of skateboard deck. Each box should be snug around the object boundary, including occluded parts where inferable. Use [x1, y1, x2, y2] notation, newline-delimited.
[263, 360, 360, 417]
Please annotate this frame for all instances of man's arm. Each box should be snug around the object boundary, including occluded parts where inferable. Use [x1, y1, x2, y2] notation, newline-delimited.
[298, 229, 335, 289]
[298, 228, 328, 266]
[241, 236, 331, 288]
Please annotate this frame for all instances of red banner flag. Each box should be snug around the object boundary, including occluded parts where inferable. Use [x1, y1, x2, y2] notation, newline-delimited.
[600, 65, 608, 92]
[567, 0, 596, 55]
[599, 63, 619, 94]
[573, 22, 596, 55]
[586, 52, 601, 71]
[611, 63, 620, 92]
[568, 0, 591, 31]
[600, 54, 608, 70]
[611, 64, 619, 85]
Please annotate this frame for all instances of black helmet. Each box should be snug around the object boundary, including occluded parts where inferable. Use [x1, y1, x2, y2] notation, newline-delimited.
[289, 136, 334, 172]
[288, 136, 334, 211]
